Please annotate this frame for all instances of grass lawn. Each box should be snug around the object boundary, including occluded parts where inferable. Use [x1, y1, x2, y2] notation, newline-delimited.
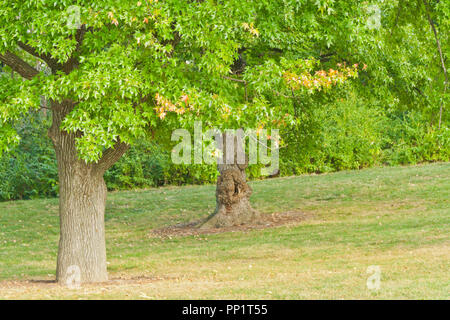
[0, 162, 449, 299]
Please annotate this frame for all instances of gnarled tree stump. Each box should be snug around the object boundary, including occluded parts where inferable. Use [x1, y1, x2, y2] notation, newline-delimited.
[200, 132, 259, 229]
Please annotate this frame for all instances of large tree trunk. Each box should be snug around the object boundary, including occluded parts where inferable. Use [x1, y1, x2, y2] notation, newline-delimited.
[56, 158, 108, 284]
[200, 132, 259, 229]
[49, 100, 128, 284]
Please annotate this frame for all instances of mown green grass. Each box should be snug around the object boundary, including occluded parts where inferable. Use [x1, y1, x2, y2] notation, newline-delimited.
[0, 163, 449, 299]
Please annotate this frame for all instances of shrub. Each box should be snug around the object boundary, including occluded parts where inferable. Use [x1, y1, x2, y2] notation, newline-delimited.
[0, 112, 58, 201]
[0, 103, 447, 201]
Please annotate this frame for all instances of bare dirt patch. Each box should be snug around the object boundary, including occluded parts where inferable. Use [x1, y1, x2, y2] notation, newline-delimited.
[0, 275, 169, 291]
[149, 211, 312, 238]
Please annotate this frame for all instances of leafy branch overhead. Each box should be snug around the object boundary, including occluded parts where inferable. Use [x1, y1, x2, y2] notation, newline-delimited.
[1, 0, 448, 161]
[0, 0, 367, 161]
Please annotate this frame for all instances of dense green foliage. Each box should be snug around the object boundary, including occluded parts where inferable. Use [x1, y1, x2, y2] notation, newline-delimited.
[0, 113, 57, 200]
[0, 105, 447, 201]
[0, 0, 449, 200]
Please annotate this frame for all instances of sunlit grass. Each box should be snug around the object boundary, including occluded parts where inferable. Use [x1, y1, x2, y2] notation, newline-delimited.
[0, 163, 448, 299]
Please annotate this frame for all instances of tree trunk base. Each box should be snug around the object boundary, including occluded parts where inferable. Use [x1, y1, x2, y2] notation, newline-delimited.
[55, 166, 109, 285]
[199, 167, 260, 229]
[200, 204, 260, 229]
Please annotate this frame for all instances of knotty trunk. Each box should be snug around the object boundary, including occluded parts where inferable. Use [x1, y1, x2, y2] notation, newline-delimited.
[200, 133, 259, 229]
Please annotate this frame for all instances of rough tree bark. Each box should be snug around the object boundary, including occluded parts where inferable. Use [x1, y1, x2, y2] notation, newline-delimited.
[200, 133, 259, 229]
[49, 100, 129, 284]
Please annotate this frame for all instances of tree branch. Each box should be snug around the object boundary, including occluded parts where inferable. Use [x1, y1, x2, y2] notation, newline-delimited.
[222, 76, 248, 101]
[61, 25, 89, 74]
[271, 89, 302, 100]
[17, 41, 61, 72]
[319, 52, 336, 62]
[423, 0, 448, 129]
[393, 0, 403, 30]
[222, 75, 246, 83]
[0, 51, 39, 80]
[96, 140, 130, 173]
